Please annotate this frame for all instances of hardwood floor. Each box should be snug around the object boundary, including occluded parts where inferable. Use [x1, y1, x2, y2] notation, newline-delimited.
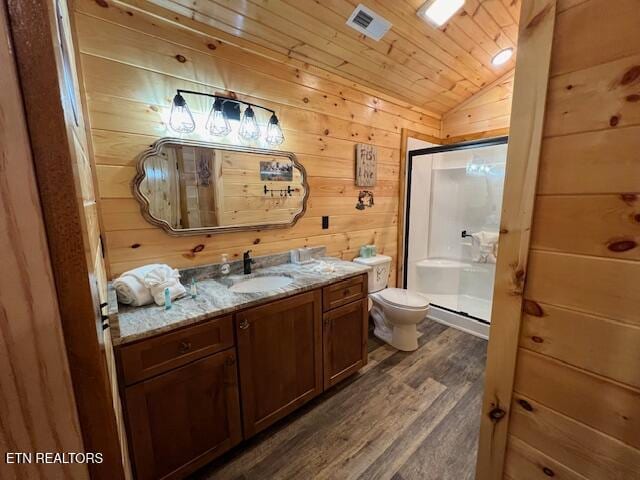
[191, 321, 487, 480]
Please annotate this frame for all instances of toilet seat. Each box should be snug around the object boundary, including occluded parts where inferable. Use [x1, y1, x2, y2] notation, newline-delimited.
[377, 288, 429, 311]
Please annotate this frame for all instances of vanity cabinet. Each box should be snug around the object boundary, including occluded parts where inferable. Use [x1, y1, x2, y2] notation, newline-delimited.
[123, 349, 242, 480]
[117, 273, 368, 479]
[236, 289, 323, 437]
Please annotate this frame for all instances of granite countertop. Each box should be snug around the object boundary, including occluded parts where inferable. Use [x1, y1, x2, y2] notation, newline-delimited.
[109, 256, 370, 346]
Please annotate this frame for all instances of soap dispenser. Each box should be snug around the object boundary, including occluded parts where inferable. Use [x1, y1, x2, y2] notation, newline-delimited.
[220, 253, 231, 275]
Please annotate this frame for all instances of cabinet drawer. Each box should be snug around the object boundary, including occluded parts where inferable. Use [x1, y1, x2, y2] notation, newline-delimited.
[119, 315, 234, 385]
[322, 274, 366, 311]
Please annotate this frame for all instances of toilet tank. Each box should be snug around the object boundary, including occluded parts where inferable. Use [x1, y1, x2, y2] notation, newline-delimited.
[353, 255, 392, 293]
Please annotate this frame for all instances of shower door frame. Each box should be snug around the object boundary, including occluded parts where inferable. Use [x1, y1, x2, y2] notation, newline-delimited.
[403, 136, 509, 323]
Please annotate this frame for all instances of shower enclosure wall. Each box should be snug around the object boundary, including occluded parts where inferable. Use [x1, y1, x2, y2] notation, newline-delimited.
[404, 138, 508, 338]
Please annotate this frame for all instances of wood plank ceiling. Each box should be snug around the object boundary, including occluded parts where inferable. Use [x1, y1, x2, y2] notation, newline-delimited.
[147, 0, 520, 115]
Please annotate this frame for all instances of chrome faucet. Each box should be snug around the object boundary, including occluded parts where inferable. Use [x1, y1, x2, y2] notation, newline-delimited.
[243, 250, 256, 275]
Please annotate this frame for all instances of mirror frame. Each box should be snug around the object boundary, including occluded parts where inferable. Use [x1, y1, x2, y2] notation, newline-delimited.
[133, 137, 309, 236]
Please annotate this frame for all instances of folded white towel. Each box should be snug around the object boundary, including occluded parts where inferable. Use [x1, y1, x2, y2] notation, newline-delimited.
[113, 264, 162, 306]
[470, 231, 499, 264]
[309, 260, 335, 273]
[143, 265, 187, 306]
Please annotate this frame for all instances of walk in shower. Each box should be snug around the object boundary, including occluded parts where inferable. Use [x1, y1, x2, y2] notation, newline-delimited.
[404, 138, 508, 338]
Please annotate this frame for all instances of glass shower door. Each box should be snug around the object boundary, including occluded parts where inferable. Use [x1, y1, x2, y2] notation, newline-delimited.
[405, 140, 508, 323]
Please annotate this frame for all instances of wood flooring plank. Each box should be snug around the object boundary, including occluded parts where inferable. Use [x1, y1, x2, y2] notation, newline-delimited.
[385, 326, 487, 389]
[396, 377, 484, 480]
[356, 381, 476, 480]
[312, 378, 447, 479]
[357, 331, 486, 480]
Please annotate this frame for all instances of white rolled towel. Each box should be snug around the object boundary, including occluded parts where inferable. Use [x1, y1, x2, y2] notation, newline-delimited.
[143, 265, 187, 306]
[113, 264, 162, 306]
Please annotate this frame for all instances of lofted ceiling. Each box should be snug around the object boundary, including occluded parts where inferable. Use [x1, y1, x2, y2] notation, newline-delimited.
[147, 0, 519, 116]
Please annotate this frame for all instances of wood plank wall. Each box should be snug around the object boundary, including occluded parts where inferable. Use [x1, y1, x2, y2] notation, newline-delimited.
[72, 0, 443, 282]
[442, 69, 514, 143]
[503, 0, 640, 478]
[0, 3, 88, 478]
[62, 0, 132, 475]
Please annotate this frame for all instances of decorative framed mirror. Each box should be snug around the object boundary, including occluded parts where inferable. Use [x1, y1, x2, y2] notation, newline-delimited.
[133, 138, 308, 236]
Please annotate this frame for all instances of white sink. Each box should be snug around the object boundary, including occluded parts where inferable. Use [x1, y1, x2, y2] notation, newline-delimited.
[228, 275, 293, 293]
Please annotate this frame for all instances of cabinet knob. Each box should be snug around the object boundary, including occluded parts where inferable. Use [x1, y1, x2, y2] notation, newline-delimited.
[239, 319, 250, 330]
[178, 341, 192, 353]
[225, 356, 235, 366]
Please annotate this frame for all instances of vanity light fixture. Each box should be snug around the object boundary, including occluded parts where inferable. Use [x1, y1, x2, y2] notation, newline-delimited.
[169, 89, 284, 145]
[491, 48, 513, 66]
[205, 97, 231, 136]
[265, 113, 285, 146]
[417, 0, 465, 27]
[169, 92, 196, 133]
[239, 105, 260, 141]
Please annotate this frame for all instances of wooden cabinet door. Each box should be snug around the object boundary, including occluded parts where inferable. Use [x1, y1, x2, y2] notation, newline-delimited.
[236, 290, 323, 438]
[124, 350, 242, 480]
[323, 298, 368, 389]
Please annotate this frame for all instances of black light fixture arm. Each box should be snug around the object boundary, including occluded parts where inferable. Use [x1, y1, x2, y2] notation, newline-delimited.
[175, 89, 276, 115]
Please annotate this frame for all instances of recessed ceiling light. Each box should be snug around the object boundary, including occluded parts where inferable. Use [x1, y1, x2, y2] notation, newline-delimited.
[492, 48, 513, 66]
[417, 0, 465, 27]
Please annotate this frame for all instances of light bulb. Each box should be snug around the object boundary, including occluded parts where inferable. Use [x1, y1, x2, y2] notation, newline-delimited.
[169, 93, 195, 133]
[239, 106, 260, 141]
[265, 114, 284, 145]
[205, 98, 231, 136]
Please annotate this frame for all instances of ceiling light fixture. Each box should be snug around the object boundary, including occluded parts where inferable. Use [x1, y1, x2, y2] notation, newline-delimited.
[417, 0, 465, 27]
[168, 89, 285, 146]
[491, 48, 513, 66]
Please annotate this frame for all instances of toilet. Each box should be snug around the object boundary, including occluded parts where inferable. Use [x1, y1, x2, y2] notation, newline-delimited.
[353, 255, 429, 351]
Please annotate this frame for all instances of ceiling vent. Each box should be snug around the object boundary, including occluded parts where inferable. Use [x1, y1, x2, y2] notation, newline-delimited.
[346, 4, 391, 41]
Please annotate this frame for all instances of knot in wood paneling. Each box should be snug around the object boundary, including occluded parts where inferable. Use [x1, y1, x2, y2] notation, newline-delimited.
[517, 399, 534, 411]
[522, 299, 544, 317]
[489, 407, 506, 422]
[607, 239, 637, 252]
[621, 66, 640, 86]
[542, 466, 555, 477]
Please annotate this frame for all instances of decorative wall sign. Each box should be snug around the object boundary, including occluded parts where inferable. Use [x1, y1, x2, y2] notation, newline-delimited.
[355, 144, 377, 187]
[355, 190, 374, 210]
